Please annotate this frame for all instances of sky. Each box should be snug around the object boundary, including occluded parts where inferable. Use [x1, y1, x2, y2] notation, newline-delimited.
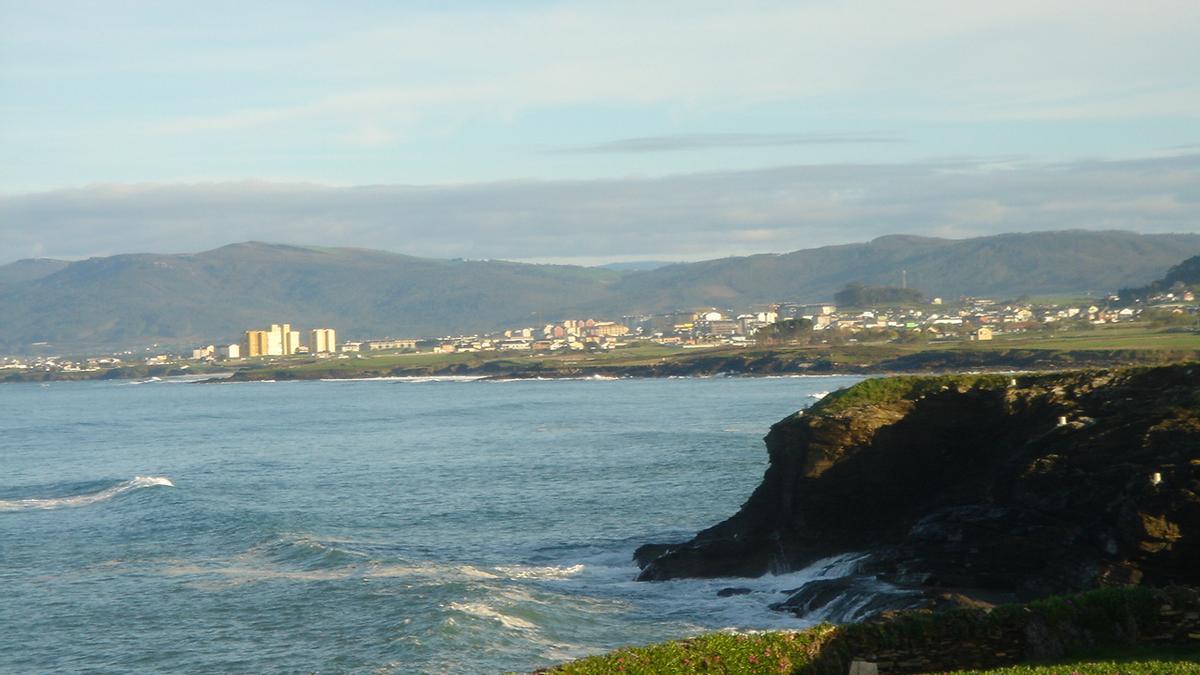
[1, 0, 1199, 265]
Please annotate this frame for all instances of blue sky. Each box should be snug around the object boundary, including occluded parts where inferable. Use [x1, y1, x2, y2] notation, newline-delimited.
[2, 0, 1199, 263]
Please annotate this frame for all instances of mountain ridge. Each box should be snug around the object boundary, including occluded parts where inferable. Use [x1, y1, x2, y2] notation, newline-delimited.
[2, 230, 1198, 353]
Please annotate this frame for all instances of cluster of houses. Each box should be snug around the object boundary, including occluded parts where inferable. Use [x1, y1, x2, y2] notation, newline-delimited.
[463, 298, 1172, 350]
[9, 293, 1194, 374]
[421, 310, 784, 354]
[1140, 288, 1197, 304]
[167, 298, 1196, 366]
[760, 298, 1151, 342]
[0, 354, 124, 374]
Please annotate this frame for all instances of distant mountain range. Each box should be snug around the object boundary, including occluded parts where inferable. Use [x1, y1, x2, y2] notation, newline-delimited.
[0, 258, 70, 285]
[1, 230, 1198, 354]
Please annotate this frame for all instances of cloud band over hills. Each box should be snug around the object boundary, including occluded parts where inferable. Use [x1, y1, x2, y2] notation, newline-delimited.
[3, 152, 1198, 265]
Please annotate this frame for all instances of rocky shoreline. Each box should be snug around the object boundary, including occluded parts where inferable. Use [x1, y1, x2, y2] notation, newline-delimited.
[205, 347, 1200, 383]
[634, 365, 1200, 621]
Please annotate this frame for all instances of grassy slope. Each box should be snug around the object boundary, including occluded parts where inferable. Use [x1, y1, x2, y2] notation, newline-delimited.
[953, 650, 1200, 674]
[553, 639, 1200, 675]
[549, 588, 1200, 674]
[986, 324, 1200, 350]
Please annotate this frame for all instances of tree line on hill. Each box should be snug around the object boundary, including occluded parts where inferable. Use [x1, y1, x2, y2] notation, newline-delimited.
[833, 282, 923, 307]
[1118, 255, 1200, 304]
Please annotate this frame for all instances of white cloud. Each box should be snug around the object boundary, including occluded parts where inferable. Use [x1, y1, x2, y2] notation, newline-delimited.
[2, 152, 1198, 264]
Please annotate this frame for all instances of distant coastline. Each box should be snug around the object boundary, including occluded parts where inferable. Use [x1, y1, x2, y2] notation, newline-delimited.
[5, 343, 1199, 384]
[0, 363, 228, 384]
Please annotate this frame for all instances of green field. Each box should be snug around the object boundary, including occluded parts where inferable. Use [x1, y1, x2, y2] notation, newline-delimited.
[229, 343, 690, 378]
[985, 324, 1200, 350]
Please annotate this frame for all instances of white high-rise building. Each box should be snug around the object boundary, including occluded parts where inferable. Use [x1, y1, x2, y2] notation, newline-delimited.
[311, 328, 337, 354]
[244, 323, 303, 356]
[263, 323, 300, 356]
[266, 325, 285, 355]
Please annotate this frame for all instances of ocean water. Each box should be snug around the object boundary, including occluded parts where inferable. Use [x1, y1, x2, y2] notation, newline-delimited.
[0, 375, 865, 673]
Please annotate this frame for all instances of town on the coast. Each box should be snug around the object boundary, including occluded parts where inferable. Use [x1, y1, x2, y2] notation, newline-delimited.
[4, 284, 1196, 375]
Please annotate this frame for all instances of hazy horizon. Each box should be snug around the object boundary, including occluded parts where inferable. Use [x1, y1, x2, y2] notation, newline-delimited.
[3, 1, 1199, 263]
[4, 227, 1200, 270]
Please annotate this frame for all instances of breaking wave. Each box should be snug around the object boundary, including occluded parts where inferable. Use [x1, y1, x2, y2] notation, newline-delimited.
[446, 601, 540, 631]
[0, 476, 174, 512]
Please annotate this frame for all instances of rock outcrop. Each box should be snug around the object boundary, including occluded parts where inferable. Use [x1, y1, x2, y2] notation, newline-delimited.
[636, 365, 1200, 605]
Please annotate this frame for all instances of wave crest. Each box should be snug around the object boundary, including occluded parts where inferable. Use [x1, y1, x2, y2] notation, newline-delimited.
[0, 476, 174, 512]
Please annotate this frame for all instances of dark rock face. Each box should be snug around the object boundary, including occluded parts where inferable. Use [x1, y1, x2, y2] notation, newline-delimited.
[769, 577, 925, 623]
[636, 365, 1200, 605]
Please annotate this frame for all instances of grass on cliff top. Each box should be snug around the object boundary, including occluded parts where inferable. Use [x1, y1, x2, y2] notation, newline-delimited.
[550, 627, 836, 674]
[958, 660, 1200, 674]
[549, 588, 1194, 675]
[812, 372, 1017, 414]
[951, 644, 1200, 674]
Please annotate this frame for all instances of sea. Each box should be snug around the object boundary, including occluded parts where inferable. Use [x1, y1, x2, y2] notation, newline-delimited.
[0, 374, 869, 673]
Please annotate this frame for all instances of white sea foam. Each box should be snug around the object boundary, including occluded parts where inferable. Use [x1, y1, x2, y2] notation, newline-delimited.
[446, 601, 540, 631]
[115, 376, 161, 386]
[494, 563, 586, 580]
[160, 564, 350, 583]
[0, 476, 174, 511]
[536, 550, 879, 632]
[456, 565, 502, 579]
[116, 374, 231, 385]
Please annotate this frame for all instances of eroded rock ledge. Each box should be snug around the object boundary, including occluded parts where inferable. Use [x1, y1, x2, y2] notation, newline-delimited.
[636, 365, 1200, 605]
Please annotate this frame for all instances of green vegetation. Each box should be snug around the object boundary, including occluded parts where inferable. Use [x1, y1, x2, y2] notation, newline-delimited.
[834, 282, 922, 307]
[233, 343, 684, 378]
[0, 242, 619, 354]
[954, 651, 1200, 674]
[755, 318, 815, 345]
[611, 231, 1200, 316]
[987, 323, 1200, 350]
[549, 588, 1200, 675]
[812, 372, 1014, 413]
[1120, 254, 1200, 303]
[0, 362, 226, 383]
[552, 627, 836, 675]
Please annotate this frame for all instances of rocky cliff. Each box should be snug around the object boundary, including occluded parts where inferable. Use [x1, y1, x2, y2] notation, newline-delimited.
[636, 365, 1200, 607]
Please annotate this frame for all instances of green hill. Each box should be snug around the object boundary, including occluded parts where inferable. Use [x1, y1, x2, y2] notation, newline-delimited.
[597, 230, 1200, 313]
[0, 242, 618, 353]
[0, 230, 1197, 353]
[1119, 253, 1200, 302]
[0, 258, 69, 285]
